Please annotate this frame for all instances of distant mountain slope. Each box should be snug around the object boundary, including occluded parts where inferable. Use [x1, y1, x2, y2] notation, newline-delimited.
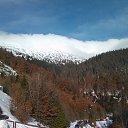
[58, 48, 128, 83]
[0, 41, 84, 64]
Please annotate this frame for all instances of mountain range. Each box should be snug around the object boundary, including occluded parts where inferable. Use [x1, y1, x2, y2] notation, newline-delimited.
[0, 41, 127, 128]
[0, 33, 128, 64]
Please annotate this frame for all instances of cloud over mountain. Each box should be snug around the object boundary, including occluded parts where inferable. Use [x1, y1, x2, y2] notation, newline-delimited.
[0, 32, 128, 59]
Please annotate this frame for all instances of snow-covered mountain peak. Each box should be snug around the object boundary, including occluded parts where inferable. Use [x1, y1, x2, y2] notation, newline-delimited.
[0, 41, 85, 64]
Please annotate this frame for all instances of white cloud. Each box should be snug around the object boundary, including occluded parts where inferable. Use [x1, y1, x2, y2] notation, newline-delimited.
[0, 32, 128, 59]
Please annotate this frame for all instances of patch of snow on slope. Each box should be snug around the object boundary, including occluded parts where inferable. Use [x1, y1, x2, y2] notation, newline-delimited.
[0, 90, 14, 119]
[69, 118, 112, 128]
[0, 61, 17, 76]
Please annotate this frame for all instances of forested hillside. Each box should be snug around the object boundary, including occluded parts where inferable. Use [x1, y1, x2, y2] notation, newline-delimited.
[0, 48, 102, 128]
[28, 48, 128, 127]
[0, 48, 127, 127]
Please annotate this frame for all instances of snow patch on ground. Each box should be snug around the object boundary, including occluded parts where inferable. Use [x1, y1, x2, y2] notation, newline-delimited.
[69, 118, 112, 128]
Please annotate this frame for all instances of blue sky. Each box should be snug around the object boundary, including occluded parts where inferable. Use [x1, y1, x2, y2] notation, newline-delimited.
[0, 0, 128, 40]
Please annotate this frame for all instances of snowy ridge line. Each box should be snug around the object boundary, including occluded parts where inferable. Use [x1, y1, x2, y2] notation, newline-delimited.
[7, 120, 46, 128]
[0, 44, 85, 64]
